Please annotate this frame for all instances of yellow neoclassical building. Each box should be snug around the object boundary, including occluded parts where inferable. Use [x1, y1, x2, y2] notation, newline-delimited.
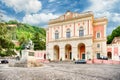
[46, 11, 107, 61]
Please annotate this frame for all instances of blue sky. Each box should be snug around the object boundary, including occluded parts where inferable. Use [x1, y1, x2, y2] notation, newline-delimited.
[0, 0, 120, 35]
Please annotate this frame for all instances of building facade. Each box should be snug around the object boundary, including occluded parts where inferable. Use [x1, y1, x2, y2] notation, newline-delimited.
[46, 11, 107, 61]
[107, 37, 120, 61]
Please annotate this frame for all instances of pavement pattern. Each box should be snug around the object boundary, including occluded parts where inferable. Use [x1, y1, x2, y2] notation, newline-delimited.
[0, 62, 120, 80]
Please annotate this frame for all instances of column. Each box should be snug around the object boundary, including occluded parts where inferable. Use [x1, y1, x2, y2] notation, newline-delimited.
[72, 47, 78, 60]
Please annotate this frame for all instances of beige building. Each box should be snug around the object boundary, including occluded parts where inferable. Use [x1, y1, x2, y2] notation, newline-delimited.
[46, 11, 107, 61]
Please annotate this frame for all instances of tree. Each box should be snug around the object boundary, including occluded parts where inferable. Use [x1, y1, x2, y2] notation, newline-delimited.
[107, 26, 120, 44]
[0, 22, 15, 57]
[7, 20, 18, 24]
[32, 32, 45, 50]
[0, 23, 7, 37]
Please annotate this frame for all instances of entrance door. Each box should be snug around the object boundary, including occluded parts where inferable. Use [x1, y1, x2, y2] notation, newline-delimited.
[97, 53, 100, 59]
[78, 43, 85, 60]
[82, 54, 85, 59]
[107, 52, 112, 59]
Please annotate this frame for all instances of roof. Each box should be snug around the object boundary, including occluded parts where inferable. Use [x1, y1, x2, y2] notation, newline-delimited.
[48, 11, 93, 24]
[112, 37, 120, 44]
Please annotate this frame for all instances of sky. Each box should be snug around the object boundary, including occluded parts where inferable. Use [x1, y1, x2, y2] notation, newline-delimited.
[0, 0, 120, 35]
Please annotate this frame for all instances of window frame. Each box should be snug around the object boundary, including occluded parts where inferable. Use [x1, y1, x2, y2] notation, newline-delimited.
[55, 30, 59, 39]
[79, 27, 84, 37]
[66, 28, 71, 38]
[96, 32, 101, 38]
[97, 44, 100, 48]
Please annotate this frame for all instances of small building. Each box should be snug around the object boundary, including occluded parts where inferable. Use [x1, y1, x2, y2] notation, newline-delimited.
[107, 37, 120, 61]
[46, 11, 108, 61]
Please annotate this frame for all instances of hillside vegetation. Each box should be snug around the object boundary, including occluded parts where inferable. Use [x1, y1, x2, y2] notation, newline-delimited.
[0, 20, 46, 56]
[6, 20, 46, 41]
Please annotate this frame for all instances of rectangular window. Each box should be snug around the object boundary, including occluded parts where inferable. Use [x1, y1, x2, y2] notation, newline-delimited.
[66, 32, 70, 38]
[55, 33, 59, 39]
[79, 30, 84, 37]
[97, 44, 100, 48]
[97, 32, 100, 38]
[97, 53, 100, 59]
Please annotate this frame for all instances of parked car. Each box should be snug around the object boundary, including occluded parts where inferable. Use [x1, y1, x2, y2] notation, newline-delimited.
[1, 60, 9, 64]
[102, 56, 108, 60]
[75, 60, 86, 64]
[98, 56, 108, 60]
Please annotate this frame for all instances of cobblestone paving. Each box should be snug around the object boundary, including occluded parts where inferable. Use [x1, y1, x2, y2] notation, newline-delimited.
[0, 63, 120, 80]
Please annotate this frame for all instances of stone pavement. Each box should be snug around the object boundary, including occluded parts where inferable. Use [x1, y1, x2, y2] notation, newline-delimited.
[0, 63, 120, 80]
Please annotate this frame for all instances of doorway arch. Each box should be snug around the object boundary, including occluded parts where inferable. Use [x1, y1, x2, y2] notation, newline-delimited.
[78, 43, 85, 60]
[107, 52, 112, 59]
[65, 44, 72, 60]
[53, 45, 60, 60]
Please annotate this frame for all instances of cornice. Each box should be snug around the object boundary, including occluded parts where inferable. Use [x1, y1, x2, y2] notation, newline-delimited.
[48, 17, 93, 28]
[48, 35, 93, 43]
[49, 12, 93, 25]
[93, 38, 107, 42]
[94, 17, 107, 22]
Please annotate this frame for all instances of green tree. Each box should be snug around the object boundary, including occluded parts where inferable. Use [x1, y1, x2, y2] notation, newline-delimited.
[0, 23, 7, 37]
[7, 20, 18, 24]
[0, 22, 15, 57]
[32, 32, 45, 50]
[107, 26, 120, 44]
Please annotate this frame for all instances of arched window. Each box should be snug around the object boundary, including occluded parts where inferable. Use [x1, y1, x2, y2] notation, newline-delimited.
[55, 30, 59, 39]
[66, 28, 71, 38]
[79, 27, 84, 37]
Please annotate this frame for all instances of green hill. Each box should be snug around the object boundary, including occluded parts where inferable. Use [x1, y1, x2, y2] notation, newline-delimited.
[6, 20, 46, 41]
[16, 23, 46, 41]
[7, 20, 46, 50]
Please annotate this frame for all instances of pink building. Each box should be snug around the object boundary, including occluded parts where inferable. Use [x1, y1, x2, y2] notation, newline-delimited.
[107, 37, 120, 61]
[46, 11, 108, 61]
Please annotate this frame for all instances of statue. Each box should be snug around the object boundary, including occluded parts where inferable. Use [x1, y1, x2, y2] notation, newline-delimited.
[25, 39, 34, 50]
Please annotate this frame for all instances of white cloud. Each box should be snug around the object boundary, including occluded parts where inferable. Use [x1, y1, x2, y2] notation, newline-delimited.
[1, 0, 42, 14]
[111, 13, 120, 22]
[85, 0, 120, 34]
[22, 13, 59, 26]
[0, 13, 17, 22]
[86, 0, 118, 13]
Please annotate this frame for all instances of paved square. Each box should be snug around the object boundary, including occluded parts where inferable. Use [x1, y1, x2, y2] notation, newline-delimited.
[0, 63, 120, 80]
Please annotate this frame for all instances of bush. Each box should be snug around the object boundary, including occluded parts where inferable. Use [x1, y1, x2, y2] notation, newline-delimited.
[60, 58, 62, 61]
[73, 58, 75, 61]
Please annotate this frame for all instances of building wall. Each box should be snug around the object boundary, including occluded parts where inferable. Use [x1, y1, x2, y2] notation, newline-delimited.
[46, 11, 107, 61]
[107, 44, 120, 61]
[47, 38, 93, 60]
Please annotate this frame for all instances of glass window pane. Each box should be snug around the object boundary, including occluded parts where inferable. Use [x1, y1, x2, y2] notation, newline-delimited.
[97, 33, 100, 38]
[79, 30, 84, 36]
[55, 31, 59, 39]
[66, 32, 70, 38]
